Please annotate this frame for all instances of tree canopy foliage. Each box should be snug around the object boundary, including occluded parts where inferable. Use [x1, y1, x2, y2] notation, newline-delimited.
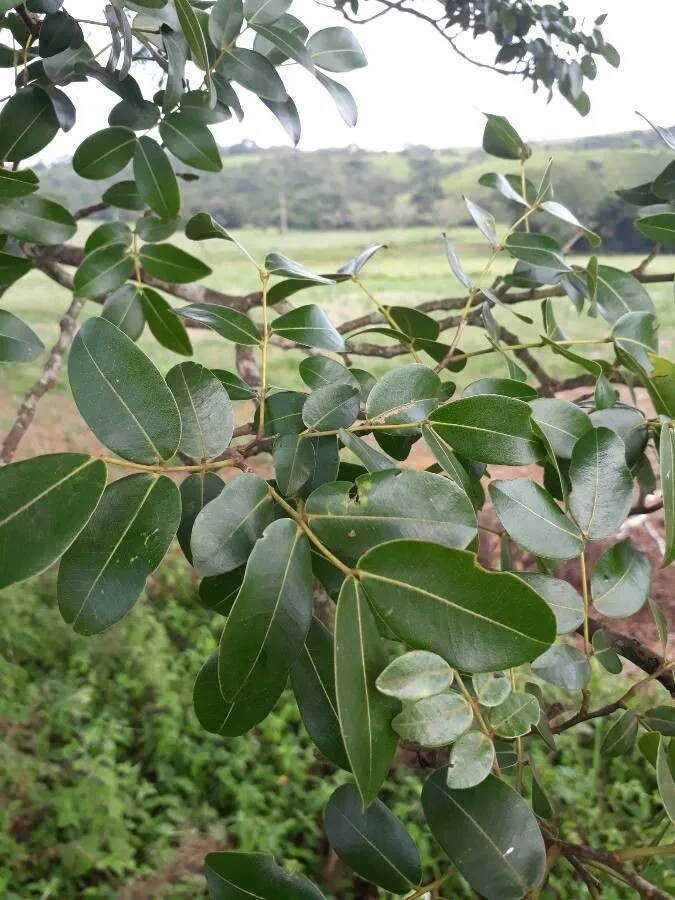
[0, 2, 674, 899]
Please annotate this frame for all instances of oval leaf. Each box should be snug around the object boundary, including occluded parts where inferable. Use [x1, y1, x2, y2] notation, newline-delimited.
[366, 364, 440, 428]
[272, 304, 344, 351]
[72, 126, 137, 179]
[591, 538, 650, 617]
[569, 427, 633, 539]
[531, 644, 591, 690]
[0, 309, 43, 362]
[392, 693, 473, 748]
[446, 731, 495, 789]
[179, 302, 260, 345]
[376, 650, 453, 702]
[134, 136, 181, 219]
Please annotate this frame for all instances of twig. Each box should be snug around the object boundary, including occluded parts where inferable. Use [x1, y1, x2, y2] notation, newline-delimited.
[555, 839, 673, 899]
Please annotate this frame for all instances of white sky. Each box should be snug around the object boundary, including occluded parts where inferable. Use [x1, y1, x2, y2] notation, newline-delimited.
[10, 0, 675, 158]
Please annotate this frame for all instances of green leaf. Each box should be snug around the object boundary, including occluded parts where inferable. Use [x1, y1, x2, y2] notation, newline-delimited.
[376, 651, 453, 702]
[199, 569, 244, 614]
[445, 732, 495, 789]
[139, 242, 211, 283]
[252, 22, 314, 71]
[482, 113, 531, 161]
[540, 200, 601, 247]
[421, 425, 482, 508]
[661, 423, 675, 567]
[103, 179, 146, 210]
[204, 852, 326, 900]
[366, 364, 440, 429]
[589, 405, 648, 466]
[57, 474, 180, 635]
[253, 12, 308, 65]
[529, 398, 592, 459]
[299, 356, 357, 391]
[101, 285, 145, 341]
[244, 0, 291, 25]
[591, 539, 650, 617]
[485, 692, 540, 738]
[108, 99, 160, 130]
[191, 473, 276, 575]
[0, 195, 75, 244]
[489, 479, 583, 561]
[260, 95, 301, 145]
[72, 126, 137, 179]
[335, 578, 399, 806]
[290, 618, 349, 770]
[422, 773, 545, 900]
[302, 382, 360, 431]
[392, 693, 472, 748]
[140, 287, 193, 355]
[73, 242, 133, 299]
[591, 629, 623, 674]
[464, 196, 499, 248]
[612, 311, 659, 371]
[0, 308, 43, 361]
[136, 215, 178, 244]
[306, 26, 366, 72]
[173, 0, 210, 72]
[517, 573, 584, 634]
[338, 428, 394, 472]
[259, 390, 307, 436]
[265, 251, 334, 284]
[160, 111, 223, 172]
[185, 212, 235, 242]
[272, 304, 344, 351]
[602, 710, 638, 757]
[273, 433, 315, 495]
[178, 302, 260, 345]
[301, 436, 340, 498]
[531, 644, 590, 690]
[0, 167, 39, 199]
[463, 378, 537, 401]
[0, 86, 59, 161]
[656, 737, 675, 825]
[0, 453, 106, 590]
[212, 368, 257, 400]
[472, 671, 511, 707]
[616, 182, 661, 206]
[217, 519, 312, 730]
[478, 171, 529, 206]
[68, 317, 181, 464]
[324, 783, 421, 893]
[209, 0, 244, 47]
[428, 396, 544, 466]
[636, 212, 675, 244]
[315, 70, 357, 126]
[595, 265, 654, 324]
[505, 233, 570, 272]
[358, 542, 555, 672]
[218, 48, 288, 102]
[530, 764, 553, 819]
[386, 306, 439, 342]
[307, 470, 477, 564]
[644, 707, 675, 737]
[178, 472, 224, 565]
[85, 221, 132, 253]
[166, 362, 233, 459]
[649, 356, 675, 418]
[569, 427, 633, 539]
[134, 136, 181, 219]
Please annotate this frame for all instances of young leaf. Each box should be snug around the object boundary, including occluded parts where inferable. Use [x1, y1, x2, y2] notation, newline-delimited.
[376, 651, 453, 702]
[178, 302, 260, 345]
[568, 427, 633, 539]
[472, 671, 511, 707]
[185, 211, 235, 242]
[591, 539, 650, 617]
[0, 309, 43, 361]
[392, 693, 473, 747]
[357, 542, 556, 672]
[272, 304, 344, 351]
[290, 618, 349, 770]
[334, 578, 399, 807]
[464, 196, 499, 248]
[178, 472, 224, 565]
[0, 453, 106, 590]
[204, 852, 326, 900]
[482, 113, 531, 160]
[57, 474, 180, 635]
[68, 318, 181, 464]
[445, 732, 495, 789]
[324, 783, 421, 894]
[166, 362, 233, 459]
[531, 645, 591, 690]
[422, 773, 545, 900]
[139, 287, 193, 355]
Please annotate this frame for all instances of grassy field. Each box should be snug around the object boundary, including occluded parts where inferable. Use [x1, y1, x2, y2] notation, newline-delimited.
[2, 225, 674, 456]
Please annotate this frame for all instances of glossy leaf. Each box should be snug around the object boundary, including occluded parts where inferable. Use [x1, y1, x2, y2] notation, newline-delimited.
[178, 472, 224, 565]
[212, 368, 257, 401]
[478, 171, 529, 206]
[273, 433, 315, 495]
[209, 0, 244, 47]
[178, 302, 260, 345]
[72, 126, 137, 179]
[334, 578, 399, 807]
[68, 318, 181, 465]
[301, 436, 340, 497]
[166, 362, 233, 459]
[482, 113, 531, 160]
[272, 304, 344, 351]
[531, 645, 590, 690]
[568, 427, 633, 539]
[57, 474, 180, 635]
[84, 221, 132, 254]
[392, 693, 472, 747]
[259, 390, 307, 436]
[139, 243, 211, 284]
[421, 425, 482, 507]
[103, 180, 145, 210]
[108, 99, 160, 130]
[505, 233, 570, 272]
[589, 405, 648, 466]
[357, 542, 555, 673]
[338, 429, 394, 472]
[463, 378, 537, 401]
[315, 71, 357, 126]
[591, 539, 650, 617]
[307, 470, 477, 563]
[185, 212, 234, 242]
[612, 311, 659, 371]
[160, 111, 223, 172]
[595, 265, 654, 324]
[204, 851, 325, 900]
[0, 86, 59, 161]
[445, 732, 495, 789]
[428, 396, 544, 466]
[376, 651, 453, 702]
[602, 710, 638, 757]
[101, 285, 145, 341]
[529, 398, 592, 460]
[0, 195, 76, 244]
[636, 213, 675, 244]
[517, 572, 584, 635]
[217, 520, 312, 729]
[422, 773, 545, 900]
[0, 167, 39, 199]
[140, 287, 193, 355]
[306, 26, 366, 72]
[73, 242, 133, 298]
[0, 309, 43, 362]
[366, 364, 440, 428]
[290, 618, 349, 770]
[218, 48, 288, 102]
[134, 136, 181, 219]
[489, 479, 583, 560]
[485, 692, 540, 738]
[299, 356, 357, 391]
[0, 453, 106, 590]
[661, 423, 675, 567]
[302, 382, 360, 431]
[191, 474, 276, 575]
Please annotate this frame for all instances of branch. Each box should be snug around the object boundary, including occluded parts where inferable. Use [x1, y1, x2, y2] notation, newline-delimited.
[554, 839, 672, 900]
[1, 293, 84, 463]
[75, 201, 110, 220]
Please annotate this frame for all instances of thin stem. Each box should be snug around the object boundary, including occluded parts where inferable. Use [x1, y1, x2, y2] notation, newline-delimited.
[101, 456, 237, 473]
[615, 842, 675, 862]
[454, 671, 500, 776]
[302, 421, 424, 439]
[268, 485, 355, 578]
[520, 158, 530, 233]
[579, 550, 590, 656]
[450, 336, 612, 363]
[405, 872, 450, 899]
[257, 271, 270, 439]
[353, 276, 421, 361]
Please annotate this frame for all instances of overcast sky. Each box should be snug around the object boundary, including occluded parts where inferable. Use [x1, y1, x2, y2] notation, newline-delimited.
[11, 0, 675, 159]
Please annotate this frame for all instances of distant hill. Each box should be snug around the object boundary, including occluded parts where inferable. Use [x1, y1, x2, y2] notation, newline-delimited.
[36, 126, 674, 249]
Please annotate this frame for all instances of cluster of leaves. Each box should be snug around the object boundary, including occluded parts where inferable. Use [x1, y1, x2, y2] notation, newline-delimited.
[0, 3, 673, 898]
